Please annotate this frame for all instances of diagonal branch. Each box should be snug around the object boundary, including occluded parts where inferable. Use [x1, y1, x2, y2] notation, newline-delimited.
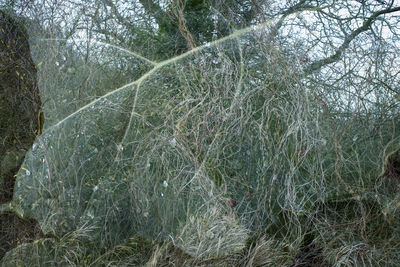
[304, 5, 400, 74]
[168, 0, 196, 50]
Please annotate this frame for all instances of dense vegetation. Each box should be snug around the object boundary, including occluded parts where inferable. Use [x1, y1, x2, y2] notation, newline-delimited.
[1, 1, 400, 266]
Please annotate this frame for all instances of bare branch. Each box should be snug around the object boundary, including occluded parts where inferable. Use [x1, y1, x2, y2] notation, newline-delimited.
[304, 5, 400, 73]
